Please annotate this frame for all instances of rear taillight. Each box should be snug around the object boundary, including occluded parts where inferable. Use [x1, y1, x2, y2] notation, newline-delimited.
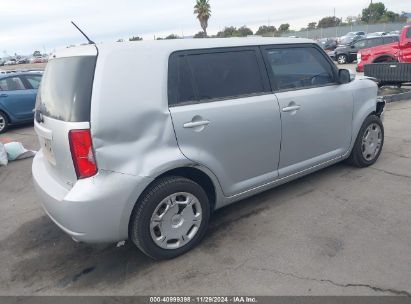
[68, 129, 97, 179]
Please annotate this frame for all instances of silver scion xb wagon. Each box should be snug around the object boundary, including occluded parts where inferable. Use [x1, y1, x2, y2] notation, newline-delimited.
[33, 38, 385, 259]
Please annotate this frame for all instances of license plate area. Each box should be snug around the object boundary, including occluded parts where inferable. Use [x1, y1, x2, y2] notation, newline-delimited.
[42, 138, 56, 166]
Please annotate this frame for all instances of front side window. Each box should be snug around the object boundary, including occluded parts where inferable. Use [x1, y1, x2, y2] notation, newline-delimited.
[264, 47, 335, 91]
[0, 77, 26, 91]
[170, 49, 266, 105]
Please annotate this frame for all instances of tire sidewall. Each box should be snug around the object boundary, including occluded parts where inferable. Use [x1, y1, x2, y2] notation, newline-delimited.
[0, 111, 8, 134]
[131, 177, 210, 260]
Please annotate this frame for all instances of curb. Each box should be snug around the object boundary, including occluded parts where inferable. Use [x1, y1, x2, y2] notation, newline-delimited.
[380, 91, 411, 103]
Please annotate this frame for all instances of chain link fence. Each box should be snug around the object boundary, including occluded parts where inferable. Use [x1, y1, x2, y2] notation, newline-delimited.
[263, 22, 408, 39]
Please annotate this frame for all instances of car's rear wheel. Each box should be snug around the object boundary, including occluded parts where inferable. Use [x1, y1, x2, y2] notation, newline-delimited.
[129, 176, 210, 260]
[0, 111, 9, 134]
[347, 115, 384, 167]
[337, 54, 348, 64]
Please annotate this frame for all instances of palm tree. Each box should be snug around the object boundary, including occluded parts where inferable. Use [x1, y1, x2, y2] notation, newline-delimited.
[194, 0, 211, 38]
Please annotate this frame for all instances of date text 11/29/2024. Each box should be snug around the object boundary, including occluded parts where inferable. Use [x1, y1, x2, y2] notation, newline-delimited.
[149, 296, 258, 303]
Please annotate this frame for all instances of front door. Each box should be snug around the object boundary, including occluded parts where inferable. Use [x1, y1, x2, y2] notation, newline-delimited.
[168, 47, 282, 197]
[261, 45, 354, 177]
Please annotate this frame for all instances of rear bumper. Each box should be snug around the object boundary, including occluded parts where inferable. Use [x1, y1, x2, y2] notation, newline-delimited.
[32, 150, 153, 243]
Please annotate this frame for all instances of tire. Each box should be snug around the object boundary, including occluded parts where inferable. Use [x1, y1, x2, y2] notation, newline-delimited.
[337, 54, 348, 64]
[347, 115, 384, 168]
[129, 176, 210, 260]
[0, 111, 9, 134]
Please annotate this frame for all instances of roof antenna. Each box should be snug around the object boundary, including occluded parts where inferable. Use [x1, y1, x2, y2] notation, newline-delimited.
[71, 21, 95, 44]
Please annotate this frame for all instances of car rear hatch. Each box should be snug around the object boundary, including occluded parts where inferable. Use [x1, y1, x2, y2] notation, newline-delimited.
[34, 45, 97, 188]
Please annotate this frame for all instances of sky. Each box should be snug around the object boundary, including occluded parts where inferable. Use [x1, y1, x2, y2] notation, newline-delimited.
[0, 0, 408, 55]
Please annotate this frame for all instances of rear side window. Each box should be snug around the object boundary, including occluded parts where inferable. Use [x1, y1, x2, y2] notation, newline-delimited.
[0, 77, 26, 91]
[23, 74, 42, 89]
[383, 36, 399, 44]
[354, 40, 367, 48]
[263, 47, 335, 91]
[36, 56, 96, 122]
[367, 38, 383, 48]
[407, 28, 411, 39]
[169, 49, 267, 105]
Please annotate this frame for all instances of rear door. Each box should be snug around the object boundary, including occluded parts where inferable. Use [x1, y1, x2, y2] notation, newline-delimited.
[168, 47, 282, 197]
[34, 49, 97, 187]
[0, 76, 35, 120]
[261, 45, 354, 177]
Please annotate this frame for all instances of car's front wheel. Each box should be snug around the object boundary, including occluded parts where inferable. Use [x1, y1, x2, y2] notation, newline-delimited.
[347, 115, 384, 167]
[129, 176, 210, 260]
[337, 54, 348, 64]
[0, 111, 9, 134]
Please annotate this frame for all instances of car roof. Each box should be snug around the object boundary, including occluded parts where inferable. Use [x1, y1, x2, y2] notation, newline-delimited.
[0, 71, 43, 79]
[54, 37, 316, 59]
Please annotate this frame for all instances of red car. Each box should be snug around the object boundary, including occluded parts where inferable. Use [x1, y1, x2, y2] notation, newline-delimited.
[357, 25, 411, 72]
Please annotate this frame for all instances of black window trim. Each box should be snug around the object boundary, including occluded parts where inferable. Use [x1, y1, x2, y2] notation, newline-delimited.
[168, 46, 272, 107]
[260, 43, 340, 93]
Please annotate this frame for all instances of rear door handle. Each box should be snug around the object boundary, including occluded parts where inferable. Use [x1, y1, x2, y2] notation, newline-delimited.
[0, 94, 8, 98]
[282, 105, 301, 112]
[183, 120, 210, 128]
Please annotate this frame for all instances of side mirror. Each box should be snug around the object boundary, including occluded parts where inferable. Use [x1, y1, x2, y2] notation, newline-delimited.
[338, 69, 351, 84]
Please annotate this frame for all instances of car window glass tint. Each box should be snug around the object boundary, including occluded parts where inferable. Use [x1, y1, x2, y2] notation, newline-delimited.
[25, 75, 42, 89]
[265, 47, 334, 90]
[368, 38, 383, 47]
[0, 77, 25, 91]
[187, 50, 264, 101]
[176, 56, 195, 103]
[407, 28, 411, 39]
[354, 41, 366, 48]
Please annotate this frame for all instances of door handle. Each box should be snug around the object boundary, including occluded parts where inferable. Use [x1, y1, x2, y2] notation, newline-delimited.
[282, 105, 301, 112]
[0, 94, 8, 98]
[183, 120, 210, 128]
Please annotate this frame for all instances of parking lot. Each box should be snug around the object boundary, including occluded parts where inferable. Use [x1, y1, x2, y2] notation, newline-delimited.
[0, 98, 410, 296]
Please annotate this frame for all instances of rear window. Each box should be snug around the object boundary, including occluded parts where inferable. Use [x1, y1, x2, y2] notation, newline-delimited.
[36, 56, 96, 122]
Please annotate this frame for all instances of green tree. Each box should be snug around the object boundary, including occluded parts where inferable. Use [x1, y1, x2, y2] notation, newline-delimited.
[216, 26, 238, 38]
[317, 16, 341, 28]
[236, 26, 253, 37]
[255, 25, 276, 36]
[33, 50, 41, 57]
[307, 22, 317, 30]
[194, 0, 211, 37]
[129, 36, 143, 41]
[361, 2, 386, 23]
[165, 34, 179, 39]
[278, 23, 290, 32]
[193, 31, 206, 38]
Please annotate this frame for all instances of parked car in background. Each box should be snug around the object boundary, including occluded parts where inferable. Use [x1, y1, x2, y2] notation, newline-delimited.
[30, 56, 47, 64]
[366, 32, 388, 38]
[317, 38, 337, 51]
[0, 71, 42, 133]
[338, 31, 366, 45]
[331, 35, 399, 64]
[357, 25, 411, 72]
[33, 39, 384, 260]
[388, 30, 400, 36]
[4, 59, 17, 66]
[17, 58, 29, 64]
